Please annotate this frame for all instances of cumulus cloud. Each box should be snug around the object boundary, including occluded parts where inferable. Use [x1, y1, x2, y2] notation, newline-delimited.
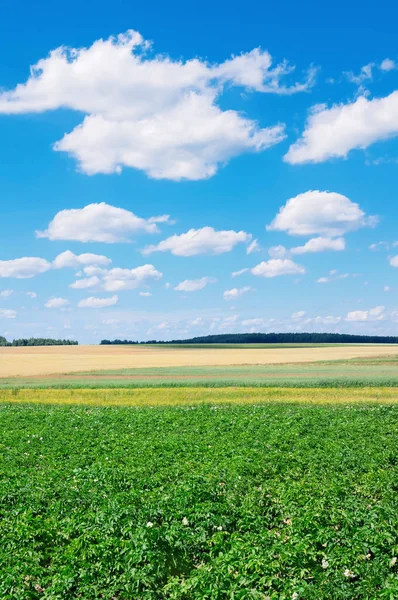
[78, 295, 118, 308]
[45, 297, 69, 308]
[0, 309, 16, 319]
[174, 277, 216, 292]
[0, 257, 51, 279]
[284, 92, 398, 164]
[37, 203, 162, 243]
[139, 291, 152, 297]
[0, 31, 315, 180]
[267, 191, 375, 237]
[291, 236, 345, 254]
[251, 258, 305, 278]
[380, 58, 396, 72]
[345, 306, 385, 321]
[143, 227, 251, 256]
[69, 276, 100, 289]
[0, 289, 13, 297]
[268, 245, 288, 258]
[102, 264, 162, 291]
[223, 286, 252, 300]
[53, 250, 111, 268]
[26, 291, 37, 298]
[389, 256, 398, 267]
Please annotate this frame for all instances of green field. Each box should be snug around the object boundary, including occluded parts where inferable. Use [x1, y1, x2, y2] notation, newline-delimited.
[2, 355, 398, 389]
[1, 398, 398, 599]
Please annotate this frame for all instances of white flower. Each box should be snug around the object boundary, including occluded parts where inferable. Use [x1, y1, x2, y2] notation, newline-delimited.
[322, 559, 329, 569]
[216, 525, 223, 531]
[182, 517, 189, 526]
[146, 521, 154, 528]
[292, 593, 299, 600]
[344, 569, 355, 578]
[390, 557, 397, 568]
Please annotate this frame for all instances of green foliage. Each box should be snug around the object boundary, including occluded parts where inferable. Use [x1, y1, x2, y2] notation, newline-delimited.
[0, 402, 397, 598]
[0, 337, 78, 346]
[100, 332, 398, 344]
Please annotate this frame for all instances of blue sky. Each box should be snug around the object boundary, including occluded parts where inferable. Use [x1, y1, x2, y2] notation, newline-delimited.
[1, 0, 398, 342]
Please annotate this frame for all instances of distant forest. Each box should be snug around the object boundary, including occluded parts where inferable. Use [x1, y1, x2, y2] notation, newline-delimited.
[100, 332, 398, 345]
[0, 336, 78, 347]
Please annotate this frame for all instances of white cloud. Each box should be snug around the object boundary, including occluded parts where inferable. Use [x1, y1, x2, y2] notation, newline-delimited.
[143, 227, 251, 256]
[174, 277, 216, 292]
[312, 315, 341, 325]
[344, 63, 373, 87]
[102, 264, 162, 291]
[53, 250, 111, 268]
[345, 305, 385, 322]
[45, 297, 69, 308]
[0, 257, 51, 279]
[69, 276, 100, 289]
[251, 258, 305, 278]
[246, 239, 260, 255]
[26, 292, 37, 298]
[139, 291, 152, 297]
[0, 289, 13, 297]
[369, 241, 389, 250]
[0, 309, 16, 319]
[78, 295, 118, 308]
[384, 285, 391, 292]
[223, 286, 252, 300]
[389, 256, 398, 267]
[292, 310, 306, 319]
[267, 191, 374, 237]
[37, 203, 160, 243]
[268, 245, 288, 258]
[284, 92, 398, 164]
[232, 268, 249, 278]
[0, 31, 315, 180]
[241, 317, 267, 327]
[291, 236, 345, 254]
[317, 271, 351, 284]
[380, 58, 396, 72]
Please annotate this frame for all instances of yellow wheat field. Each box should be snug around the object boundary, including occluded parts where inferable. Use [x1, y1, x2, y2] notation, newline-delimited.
[1, 344, 398, 377]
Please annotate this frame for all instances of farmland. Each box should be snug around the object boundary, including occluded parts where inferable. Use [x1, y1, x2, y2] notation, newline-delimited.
[1, 400, 398, 599]
[1, 345, 398, 598]
[0, 342, 398, 378]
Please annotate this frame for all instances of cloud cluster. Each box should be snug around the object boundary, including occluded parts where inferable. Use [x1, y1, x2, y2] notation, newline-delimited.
[345, 306, 385, 322]
[285, 92, 398, 164]
[143, 227, 251, 256]
[223, 286, 252, 300]
[251, 259, 305, 278]
[0, 31, 315, 180]
[78, 295, 118, 308]
[38, 203, 165, 243]
[0, 257, 51, 279]
[267, 191, 374, 237]
[174, 277, 216, 292]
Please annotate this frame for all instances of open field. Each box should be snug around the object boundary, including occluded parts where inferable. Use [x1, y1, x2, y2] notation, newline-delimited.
[1, 343, 398, 377]
[2, 354, 398, 389]
[1, 385, 398, 406]
[1, 399, 397, 599]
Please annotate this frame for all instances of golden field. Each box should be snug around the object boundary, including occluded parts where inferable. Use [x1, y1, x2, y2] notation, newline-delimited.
[1, 343, 398, 377]
[1, 385, 398, 406]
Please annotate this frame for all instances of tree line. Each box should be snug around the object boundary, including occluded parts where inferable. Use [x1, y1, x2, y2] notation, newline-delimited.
[100, 332, 398, 345]
[0, 336, 78, 346]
